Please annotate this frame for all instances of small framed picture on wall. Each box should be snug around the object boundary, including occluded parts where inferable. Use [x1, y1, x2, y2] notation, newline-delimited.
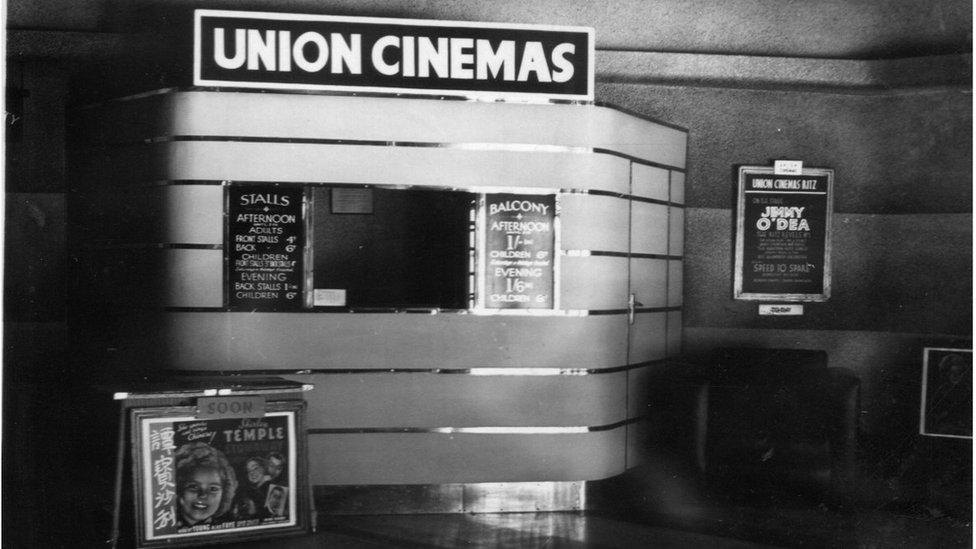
[920, 347, 972, 439]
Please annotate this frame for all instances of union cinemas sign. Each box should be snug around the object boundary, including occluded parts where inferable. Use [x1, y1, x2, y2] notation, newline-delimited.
[194, 10, 594, 101]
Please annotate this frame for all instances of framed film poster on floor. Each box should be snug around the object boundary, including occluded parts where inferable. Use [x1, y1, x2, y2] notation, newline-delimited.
[131, 400, 309, 548]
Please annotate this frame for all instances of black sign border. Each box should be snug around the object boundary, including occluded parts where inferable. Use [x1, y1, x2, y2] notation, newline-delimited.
[480, 193, 558, 310]
[224, 182, 313, 311]
[733, 165, 834, 302]
[920, 347, 973, 439]
[193, 9, 595, 102]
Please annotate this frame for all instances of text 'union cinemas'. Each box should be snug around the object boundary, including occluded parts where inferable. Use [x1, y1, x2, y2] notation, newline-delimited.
[210, 29, 578, 83]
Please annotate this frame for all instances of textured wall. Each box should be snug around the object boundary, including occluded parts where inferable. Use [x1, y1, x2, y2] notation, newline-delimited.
[598, 84, 973, 214]
[681, 210, 972, 334]
[8, 0, 972, 58]
[594, 80, 972, 441]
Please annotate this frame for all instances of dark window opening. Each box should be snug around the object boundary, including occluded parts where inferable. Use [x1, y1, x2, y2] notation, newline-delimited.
[311, 187, 474, 309]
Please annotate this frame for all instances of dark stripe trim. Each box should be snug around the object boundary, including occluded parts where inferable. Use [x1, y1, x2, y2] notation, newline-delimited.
[306, 416, 645, 435]
[144, 179, 226, 186]
[591, 147, 686, 173]
[586, 308, 629, 315]
[636, 306, 682, 314]
[587, 189, 685, 208]
[165, 307, 479, 313]
[158, 359, 666, 377]
[82, 243, 223, 251]
[161, 306, 680, 314]
[586, 251, 683, 260]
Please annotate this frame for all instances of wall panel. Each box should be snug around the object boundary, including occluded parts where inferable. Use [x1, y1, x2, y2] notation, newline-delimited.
[111, 312, 632, 371]
[668, 207, 685, 256]
[76, 92, 688, 169]
[307, 429, 627, 485]
[283, 372, 629, 429]
[667, 311, 682, 356]
[560, 256, 628, 310]
[629, 258, 669, 309]
[558, 194, 630, 253]
[630, 202, 669, 256]
[670, 171, 686, 205]
[162, 249, 223, 307]
[77, 142, 633, 195]
[628, 312, 668, 364]
[631, 164, 670, 201]
[72, 185, 222, 244]
[668, 261, 683, 307]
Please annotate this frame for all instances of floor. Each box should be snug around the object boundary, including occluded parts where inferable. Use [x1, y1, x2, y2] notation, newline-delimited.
[224, 506, 971, 549]
[6, 476, 971, 548]
[4, 424, 971, 548]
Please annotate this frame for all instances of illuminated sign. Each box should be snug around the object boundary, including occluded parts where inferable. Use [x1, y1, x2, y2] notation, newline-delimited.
[194, 10, 594, 101]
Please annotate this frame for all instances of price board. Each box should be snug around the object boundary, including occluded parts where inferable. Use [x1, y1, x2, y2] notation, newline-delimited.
[482, 194, 555, 309]
[227, 184, 307, 311]
[734, 166, 833, 301]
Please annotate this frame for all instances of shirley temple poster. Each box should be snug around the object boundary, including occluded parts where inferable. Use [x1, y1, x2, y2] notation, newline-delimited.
[132, 402, 306, 547]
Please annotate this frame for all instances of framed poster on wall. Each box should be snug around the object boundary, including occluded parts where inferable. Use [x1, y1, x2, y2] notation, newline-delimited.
[920, 347, 973, 439]
[130, 400, 309, 548]
[733, 165, 834, 301]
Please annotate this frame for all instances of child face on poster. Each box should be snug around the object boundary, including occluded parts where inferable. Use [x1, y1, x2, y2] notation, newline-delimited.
[173, 441, 237, 527]
[179, 467, 224, 525]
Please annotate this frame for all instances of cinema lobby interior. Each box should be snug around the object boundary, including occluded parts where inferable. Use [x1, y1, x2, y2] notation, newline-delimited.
[3, 1, 972, 547]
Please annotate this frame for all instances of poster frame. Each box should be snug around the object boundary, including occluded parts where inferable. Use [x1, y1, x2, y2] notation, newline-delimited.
[130, 400, 310, 548]
[733, 165, 834, 302]
[224, 182, 312, 311]
[475, 192, 559, 311]
[919, 347, 973, 439]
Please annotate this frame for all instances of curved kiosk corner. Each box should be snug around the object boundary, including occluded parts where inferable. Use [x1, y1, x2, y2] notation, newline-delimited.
[72, 89, 687, 509]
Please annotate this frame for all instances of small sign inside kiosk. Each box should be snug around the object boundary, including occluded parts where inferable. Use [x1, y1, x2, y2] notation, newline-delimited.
[227, 184, 307, 311]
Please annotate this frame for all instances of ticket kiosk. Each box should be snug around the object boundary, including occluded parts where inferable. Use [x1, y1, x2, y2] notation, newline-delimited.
[71, 10, 687, 513]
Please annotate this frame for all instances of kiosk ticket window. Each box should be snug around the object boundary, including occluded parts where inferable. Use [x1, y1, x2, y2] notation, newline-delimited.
[311, 187, 474, 310]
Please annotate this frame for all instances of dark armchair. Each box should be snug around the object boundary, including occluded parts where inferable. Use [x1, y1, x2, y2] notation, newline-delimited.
[666, 348, 860, 502]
